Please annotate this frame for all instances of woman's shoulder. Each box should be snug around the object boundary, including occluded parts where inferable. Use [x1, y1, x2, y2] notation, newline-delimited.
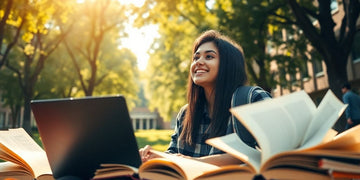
[249, 86, 272, 102]
[175, 104, 188, 121]
[234, 85, 272, 104]
[179, 104, 188, 113]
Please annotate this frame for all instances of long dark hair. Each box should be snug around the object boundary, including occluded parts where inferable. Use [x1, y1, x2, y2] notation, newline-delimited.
[180, 30, 247, 145]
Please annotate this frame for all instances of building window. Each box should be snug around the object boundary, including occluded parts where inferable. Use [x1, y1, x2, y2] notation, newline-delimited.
[313, 59, 324, 77]
[136, 118, 140, 130]
[142, 119, 147, 129]
[311, 50, 324, 77]
[301, 61, 310, 81]
[149, 119, 153, 129]
[352, 32, 360, 63]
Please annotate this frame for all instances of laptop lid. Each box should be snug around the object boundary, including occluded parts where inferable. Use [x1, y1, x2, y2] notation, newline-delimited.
[31, 95, 142, 179]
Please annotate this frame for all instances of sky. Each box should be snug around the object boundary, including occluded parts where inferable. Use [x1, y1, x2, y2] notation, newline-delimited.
[121, 24, 159, 71]
[119, 0, 160, 71]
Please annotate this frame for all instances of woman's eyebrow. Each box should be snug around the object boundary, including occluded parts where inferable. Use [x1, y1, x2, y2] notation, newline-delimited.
[205, 50, 217, 54]
[194, 49, 217, 55]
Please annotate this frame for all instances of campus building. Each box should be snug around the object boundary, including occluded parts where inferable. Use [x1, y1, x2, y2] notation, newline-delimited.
[270, 0, 360, 102]
[266, 0, 360, 131]
[129, 107, 168, 130]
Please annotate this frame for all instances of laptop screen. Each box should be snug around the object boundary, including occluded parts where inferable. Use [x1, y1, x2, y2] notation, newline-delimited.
[31, 95, 142, 179]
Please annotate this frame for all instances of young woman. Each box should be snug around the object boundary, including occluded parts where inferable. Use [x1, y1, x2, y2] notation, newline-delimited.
[139, 30, 271, 166]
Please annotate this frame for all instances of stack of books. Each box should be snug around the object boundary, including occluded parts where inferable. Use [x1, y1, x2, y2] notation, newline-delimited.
[1, 90, 360, 180]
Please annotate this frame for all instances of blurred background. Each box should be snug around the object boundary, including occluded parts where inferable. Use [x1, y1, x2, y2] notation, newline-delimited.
[0, 0, 359, 138]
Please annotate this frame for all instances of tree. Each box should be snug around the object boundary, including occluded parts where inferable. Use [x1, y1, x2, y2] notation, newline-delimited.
[281, 0, 360, 131]
[133, 0, 310, 120]
[34, 43, 79, 99]
[62, 0, 132, 97]
[214, 0, 302, 92]
[285, 0, 360, 98]
[0, 0, 27, 69]
[0, 61, 23, 128]
[5, 0, 71, 134]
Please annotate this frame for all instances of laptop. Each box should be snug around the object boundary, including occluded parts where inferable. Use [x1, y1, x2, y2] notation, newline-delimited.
[31, 95, 142, 179]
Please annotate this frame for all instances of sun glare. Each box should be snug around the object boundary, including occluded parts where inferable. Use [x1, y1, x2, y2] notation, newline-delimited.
[121, 25, 159, 71]
[118, 0, 160, 71]
[118, 0, 145, 7]
[78, 0, 156, 71]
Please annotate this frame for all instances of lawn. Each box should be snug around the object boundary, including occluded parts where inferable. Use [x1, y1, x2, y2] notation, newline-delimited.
[135, 129, 173, 151]
[33, 129, 173, 152]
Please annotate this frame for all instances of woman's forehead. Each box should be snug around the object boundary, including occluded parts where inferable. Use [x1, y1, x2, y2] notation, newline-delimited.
[195, 42, 218, 53]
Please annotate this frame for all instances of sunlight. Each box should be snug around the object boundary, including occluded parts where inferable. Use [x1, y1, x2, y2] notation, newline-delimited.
[120, 24, 159, 71]
[118, 0, 160, 71]
[78, 0, 158, 71]
[118, 0, 145, 7]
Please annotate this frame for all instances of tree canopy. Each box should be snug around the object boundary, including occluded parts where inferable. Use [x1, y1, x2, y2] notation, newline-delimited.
[0, 0, 140, 133]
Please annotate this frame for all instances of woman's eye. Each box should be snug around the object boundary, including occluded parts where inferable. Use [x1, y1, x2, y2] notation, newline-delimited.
[193, 56, 199, 61]
[206, 55, 214, 59]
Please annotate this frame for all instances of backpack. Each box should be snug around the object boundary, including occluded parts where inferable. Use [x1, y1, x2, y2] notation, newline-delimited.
[231, 86, 262, 148]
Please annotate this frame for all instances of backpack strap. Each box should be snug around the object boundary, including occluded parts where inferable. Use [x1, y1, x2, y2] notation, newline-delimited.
[231, 86, 260, 148]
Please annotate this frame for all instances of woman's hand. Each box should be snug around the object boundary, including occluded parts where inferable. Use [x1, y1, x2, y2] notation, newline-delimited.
[139, 145, 161, 162]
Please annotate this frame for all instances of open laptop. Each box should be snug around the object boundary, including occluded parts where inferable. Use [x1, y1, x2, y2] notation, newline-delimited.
[31, 95, 142, 179]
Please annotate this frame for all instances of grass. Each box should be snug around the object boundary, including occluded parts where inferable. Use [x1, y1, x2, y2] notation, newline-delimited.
[32, 129, 173, 152]
[135, 129, 173, 151]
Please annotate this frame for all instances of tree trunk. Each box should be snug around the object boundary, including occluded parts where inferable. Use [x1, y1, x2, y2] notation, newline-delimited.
[22, 95, 32, 135]
[323, 52, 348, 132]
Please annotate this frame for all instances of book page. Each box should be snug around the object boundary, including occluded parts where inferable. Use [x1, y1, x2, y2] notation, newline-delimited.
[230, 90, 316, 164]
[305, 124, 360, 152]
[145, 150, 221, 180]
[93, 164, 139, 179]
[321, 129, 338, 144]
[0, 128, 52, 178]
[319, 158, 360, 173]
[301, 90, 347, 148]
[0, 161, 28, 173]
[206, 133, 261, 172]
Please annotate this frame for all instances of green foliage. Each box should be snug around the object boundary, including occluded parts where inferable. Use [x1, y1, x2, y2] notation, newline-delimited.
[0, 0, 141, 130]
[2, 0, 357, 134]
[133, 0, 217, 121]
[213, 0, 311, 91]
[132, 0, 312, 120]
[59, 0, 139, 100]
[0, 0, 75, 133]
[33, 0, 140, 108]
[0, 67, 23, 128]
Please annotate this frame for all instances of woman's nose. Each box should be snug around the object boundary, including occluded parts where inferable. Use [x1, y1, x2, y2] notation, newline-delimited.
[195, 57, 205, 65]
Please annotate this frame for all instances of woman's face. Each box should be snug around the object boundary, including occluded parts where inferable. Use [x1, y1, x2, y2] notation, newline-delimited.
[190, 41, 219, 90]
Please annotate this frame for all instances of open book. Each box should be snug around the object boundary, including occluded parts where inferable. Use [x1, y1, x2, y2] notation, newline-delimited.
[93, 150, 226, 180]
[94, 90, 353, 180]
[0, 128, 53, 180]
[201, 90, 360, 180]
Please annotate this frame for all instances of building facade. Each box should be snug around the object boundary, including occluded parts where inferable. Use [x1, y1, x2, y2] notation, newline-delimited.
[129, 107, 169, 130]
[271, 0, 360, 102]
